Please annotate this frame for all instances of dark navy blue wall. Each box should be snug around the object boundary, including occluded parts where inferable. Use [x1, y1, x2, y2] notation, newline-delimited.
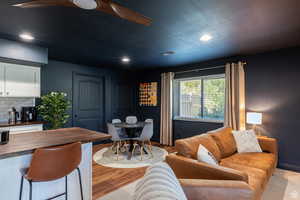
[41, 60, 136, 130]
[0, 39, 48, 64]
[136, 46, 300, 172]
[244, 47, 300, 172]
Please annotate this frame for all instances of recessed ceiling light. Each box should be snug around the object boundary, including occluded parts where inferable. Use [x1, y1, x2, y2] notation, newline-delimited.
[161, 51, 175, 56]
[19, 33, 35, 41]
[200, 34, 212, 42]
[121, 57, 130, 63]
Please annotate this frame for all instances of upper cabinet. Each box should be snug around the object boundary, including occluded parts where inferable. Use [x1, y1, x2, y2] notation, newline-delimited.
[0, 62, 41, 98]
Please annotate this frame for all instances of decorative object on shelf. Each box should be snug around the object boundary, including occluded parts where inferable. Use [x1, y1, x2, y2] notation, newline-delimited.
[139, 82, 157, 106]
[37, 92, 71, 130]
[246, 112, 263, 135]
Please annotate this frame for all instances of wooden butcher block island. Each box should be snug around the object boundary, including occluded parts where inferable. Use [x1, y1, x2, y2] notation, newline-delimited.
[0, 127, 111, 200]
[0, 127, 111, 159]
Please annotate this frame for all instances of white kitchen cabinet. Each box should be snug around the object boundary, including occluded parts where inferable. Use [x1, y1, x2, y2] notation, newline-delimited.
[0, 62, 40, 97]
[0, 124, 43, 134]
[4, 63, 40, 97]
[0, 65, 4, 97]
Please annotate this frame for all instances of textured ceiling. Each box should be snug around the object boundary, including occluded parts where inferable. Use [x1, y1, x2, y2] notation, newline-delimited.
[1, 0, 300, 69]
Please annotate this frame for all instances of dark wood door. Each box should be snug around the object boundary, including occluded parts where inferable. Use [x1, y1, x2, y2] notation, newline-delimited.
[73, 73, 104, 131]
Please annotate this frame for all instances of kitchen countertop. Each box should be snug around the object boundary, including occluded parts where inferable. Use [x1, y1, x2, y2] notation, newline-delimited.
[0, 121, 44, 128]
[0, 127, 111, 159]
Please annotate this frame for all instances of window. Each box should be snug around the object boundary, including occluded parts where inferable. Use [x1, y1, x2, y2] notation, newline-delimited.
[175, 74, 225, 122]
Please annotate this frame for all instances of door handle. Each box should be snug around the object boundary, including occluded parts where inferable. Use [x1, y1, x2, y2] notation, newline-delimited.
[74, 114, 78, 118]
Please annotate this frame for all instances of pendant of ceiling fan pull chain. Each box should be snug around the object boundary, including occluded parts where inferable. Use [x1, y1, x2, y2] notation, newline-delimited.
[73, 0, 97, 10]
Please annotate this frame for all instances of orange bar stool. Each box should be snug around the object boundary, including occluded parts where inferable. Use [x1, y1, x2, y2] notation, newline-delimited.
[19, 142, 84, 200]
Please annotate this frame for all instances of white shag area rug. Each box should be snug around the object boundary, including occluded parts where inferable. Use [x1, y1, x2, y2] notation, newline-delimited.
[93, 146, 168, 168]
[97, 169, 300, 200]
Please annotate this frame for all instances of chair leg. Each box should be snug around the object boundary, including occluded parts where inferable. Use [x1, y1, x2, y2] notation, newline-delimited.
[124, 141, 129, 153]
[140, 142, 144, 161]
[29, 180, 32, 200]
[120, 141, 127, 153]
[132, 142, 137, 156]
[19, 176, 24, 200]
[111, 141, 115, 151]
[65, 176, 68, 200]
[116, 141, 120, 161]
[77, 168, 84, 200]
[148, 140, 153, 158]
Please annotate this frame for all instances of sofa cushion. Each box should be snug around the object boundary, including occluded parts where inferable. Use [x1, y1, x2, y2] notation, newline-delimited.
[220, 152, 276, 178]
[232, 130, 262, 153]
[220, 162, 267, 187]
[220, 162, 267, 199]
[176, 134, 221, 161]
[209, 127, 237, 158]
[197, 145, 219, 166]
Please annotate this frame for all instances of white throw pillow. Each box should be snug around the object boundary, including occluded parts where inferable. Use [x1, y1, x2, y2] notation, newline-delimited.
[197, 145, 219, 166]
[232, 129, 263, 153]
[133, 162, 187, 200]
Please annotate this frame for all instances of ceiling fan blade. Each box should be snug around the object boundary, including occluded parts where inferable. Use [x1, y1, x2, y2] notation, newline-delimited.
[95, 0, 118, 17]
[109, 2, 152, 26]
[13, 0, 76, 8]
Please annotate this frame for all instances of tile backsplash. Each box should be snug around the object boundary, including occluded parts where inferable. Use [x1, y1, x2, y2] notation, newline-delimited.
[0, 98, 35, 122]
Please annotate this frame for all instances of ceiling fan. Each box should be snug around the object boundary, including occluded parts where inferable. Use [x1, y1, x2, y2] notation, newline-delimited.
[13, 0, 152, 26]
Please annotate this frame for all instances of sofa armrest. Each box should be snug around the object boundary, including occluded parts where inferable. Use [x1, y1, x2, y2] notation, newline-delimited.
[179, 179, 254, 200]
[257, 137, 278, 155]
[166, 154, 248, 183]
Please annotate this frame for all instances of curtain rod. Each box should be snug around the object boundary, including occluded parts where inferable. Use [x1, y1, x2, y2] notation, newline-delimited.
[174, 62, 247, 75]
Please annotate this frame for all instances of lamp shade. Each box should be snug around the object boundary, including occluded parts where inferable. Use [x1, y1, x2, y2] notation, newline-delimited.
[247, 112, 262, 125]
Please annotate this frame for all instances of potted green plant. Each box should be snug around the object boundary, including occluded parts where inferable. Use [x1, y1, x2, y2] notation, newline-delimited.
[37, 92, 71, 130]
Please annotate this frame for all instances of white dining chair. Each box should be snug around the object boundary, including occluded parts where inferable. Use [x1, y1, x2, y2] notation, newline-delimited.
[132, 119, 154, 160]
[112, 119, 122, 124]
[112, 119, 126, 137]
[125, 116, 138, 124]
[107, 123, 128, 160]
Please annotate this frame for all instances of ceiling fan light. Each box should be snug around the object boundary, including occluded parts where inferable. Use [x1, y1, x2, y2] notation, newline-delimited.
[73, 0, 97, 10]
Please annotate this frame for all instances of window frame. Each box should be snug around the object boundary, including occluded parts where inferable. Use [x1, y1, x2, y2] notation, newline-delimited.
[174, 73, 225, 123]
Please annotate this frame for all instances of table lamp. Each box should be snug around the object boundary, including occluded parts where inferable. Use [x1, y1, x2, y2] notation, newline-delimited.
[246, 112, 262, 135]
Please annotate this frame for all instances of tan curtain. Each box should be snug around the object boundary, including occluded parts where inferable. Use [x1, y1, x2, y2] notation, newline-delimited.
[160, 72, 174, 146]
[224, 62, 246, 131]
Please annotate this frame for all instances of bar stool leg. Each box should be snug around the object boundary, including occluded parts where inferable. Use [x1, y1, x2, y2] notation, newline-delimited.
[77, 168, 84, 200]
[29, 180, 32, 200]
[65, 176, 68, 200]
[19, 176, 24, 200]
